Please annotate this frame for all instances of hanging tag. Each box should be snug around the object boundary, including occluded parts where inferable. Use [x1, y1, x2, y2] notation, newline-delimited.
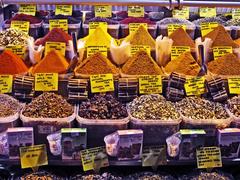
[87, 45, 108, 58]
[129, 23, 147, 34]
[139, 75, 162, 94]
[0, 75, 13, 94]
[172, 7, 189, 19]
[167, 24, 186, 36]
[142, 146, 167, 167]
[49, 19, 68, 32]
[19, 4, 36, 16]
[5, 45, 26, 59]
[184, 76, 206, 96]
[232, 9, 240, 19]
[45, 42, 66, 56]
[199, 7, 217, 18]
[11, 21, 29, 34]
[171, 46, 190, 60]
[90, 74, 114, 93]
[200, 22, 218, 37]
[228, 77, 240, 94]
[35, 73, 58, 91]
[55, 5, 73, 16]
[213, 46, 232, 60]
[95, 5, 112, 18]
[89, 22, 108, 35]
[131, 45, 151, 56]
[128, 6, 144, 17]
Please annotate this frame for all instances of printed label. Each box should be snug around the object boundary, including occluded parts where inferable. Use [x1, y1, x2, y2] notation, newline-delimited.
[11, 21, 29, 34]
[87, 46, 108, 57]
[172, 7, 189, 19]
[199, 7, 217, 18]
[128, 6, 145, 17]
[139, 75, 162, 94]
[200, 22, 218, 37]
[228, 77, 240, 94]
[55, 5, 73, 16]
[213, 46, 233, 60]
[49, 19, 68, 32]
[19, 4, 36, 16]
[45, 42, 66, 56]
[90, 74, 114, 93]
[171, 46, 191, 60]
[131, 45, 151, 56]
[184, 76, 206, 96]
[35, 73, 58, 91]
[0, 75, 13, 94]
[95, 5, 112, 18]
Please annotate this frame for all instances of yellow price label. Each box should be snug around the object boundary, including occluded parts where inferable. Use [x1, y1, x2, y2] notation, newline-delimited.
[184, 76, 205, 96]
[19, 4, 36, 16]
[200, 22, 219, 37]
[35, 73, 58, 91]
[80, 147, 109, 171]
[49, 19, 68, 32]
[172, 7, 189, 19]
[5, 45, 26, 58]
[167, 24, 186, 36]
[95, 5, 112, 18]
[128, 6, 145, 17]
[232, 9, 240, 19]
[90, 74, 114, 93]
[11, 21, 29, 34]
[45, 42, 66, 56]
[129, 23, 147, 34]
[131, 45, 151, 56]
[197, 147, 222, 169]
[171, 46, 191, 60]
[199, 7, 217, 18]
[89, 22, 108, 35]
[87, 45, 108, 57]
[139, 75, 162, 94]
[20, 144, 48, 169]
[228, 77, 240, 94]
[55, 5, 72, 16]
[0, 75, 13, 94]
[213, 46, 233, 60]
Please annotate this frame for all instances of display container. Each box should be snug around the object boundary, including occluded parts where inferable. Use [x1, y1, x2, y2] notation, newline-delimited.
[0, 112, 20, 133]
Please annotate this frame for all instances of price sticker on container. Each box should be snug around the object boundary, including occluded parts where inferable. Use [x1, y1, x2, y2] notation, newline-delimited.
[228, 77, 240, 94]
[128, 6, 144, 17]
[171, 46, 191, 60]
[131, 45, 151, 56]
[167, 24, 186, 36]
[213, 46, 233, 60]
[199, 7, 216, 18]
[139, 75, 162, 94]
[142, 146, 167, 167]
[172, 7, 189, 19]
[55, 5, 73, 16]
[200, 22, 218, 37]
[95, 5, 112, 18]
[89, 22, 108, 35]
[35, 73, 58, 91]
[80, 147, 109, 172]
[90, 74, 114, 93]
[49, 19, 68, 32]
[197, 146, 222, 169]
[87, 45, 108, 57]
[184, 76, 206, 96]
[19, 4, 36, 16]
[45, 42, 66, 56]
[11, 21, 29, 34]
[20, 144, 48, 169]
[5, 45, 26, 58]
[129, 23, 147, 34]
[0, 75, 13, 94]
[232, 9, 240, 19]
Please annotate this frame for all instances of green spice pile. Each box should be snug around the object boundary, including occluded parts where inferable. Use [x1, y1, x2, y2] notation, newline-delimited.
[22, 93, 74, 118]
[128, 94, 180, 120]
[0, 94, 21, 117]
[176, 97, 229, 119]
[0, 29, 29, 47]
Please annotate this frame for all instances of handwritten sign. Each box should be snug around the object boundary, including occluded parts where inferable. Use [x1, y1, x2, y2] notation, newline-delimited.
[228, 77, 240, 94]
[213, 46, 233, 60]
[90, 74, 114, 93]
[35, 73, 58, 91]
[184, 76, 205, 96]
[199, 7, 217, 18]
[200, 22, 218, 36]
[11, 21, 29, 34]
[19, 4, 36, 16]
[131, 45, 151, 56]
[87, 46, 108, 57]
[171, 46, 191, 60]
[232, 9, 240, 19]
[55, 5, 72, 16]
[95, 5, 112, 18]
[6, 45, 26, 58]
[129, 23, 147, 34]
[173, 7, 189, 19]
[49, 19, 68, 32]
[139, 75, 162, 94]
[45, 42, 66, 56]
[167, 24, 186, 36]
[0, 75, 13, 94]
[128, 6, 144, 17]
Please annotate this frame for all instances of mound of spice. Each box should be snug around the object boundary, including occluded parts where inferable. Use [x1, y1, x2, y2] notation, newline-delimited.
[165, 52, 201, 76]
[235, 38, 240, 46]
[203, 25, 239, 48]
[35, 28, 72, 46]
[71, 173, 122, 180]
[0, 94, 21, 117]
[32, 50, 69, 74]
[0, 28, 29, 47]
[85, 17, 119, 25]
[121, 51, 163, 75]
[120, 17, 155, 25]
[23, 92, 74, 118]
[179, 171, 234, 180]
[6, 14, 41, 24]
[126, 172, 175, 180]
[175, 97, 229, 120]
[79, 94, 128, 119]
[75, 52, 119, 75]
[128, 94, 180, 120]
[125, 25, 156, 49]
[169, 28, 195, 48]
[158, 18, 194, 26]
[193, 17, 227, 26]
[228, 97, 240, 117]
[44, 15, 81, 24]
[207, 53, 240, 75]
[19, 171, 65, 180]
[0, 50, 28, 75]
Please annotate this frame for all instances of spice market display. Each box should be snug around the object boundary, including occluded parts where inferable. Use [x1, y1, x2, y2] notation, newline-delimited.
[2, 0, 240, 179]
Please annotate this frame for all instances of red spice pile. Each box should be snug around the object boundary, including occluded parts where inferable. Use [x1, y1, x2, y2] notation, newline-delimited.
[6, 14, 41, 24]
[120, 17, 155, 25]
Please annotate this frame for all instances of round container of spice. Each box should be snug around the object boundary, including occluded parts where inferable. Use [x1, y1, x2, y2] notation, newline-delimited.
[224, 19, 240, 39]
[227, 96, 240, 128]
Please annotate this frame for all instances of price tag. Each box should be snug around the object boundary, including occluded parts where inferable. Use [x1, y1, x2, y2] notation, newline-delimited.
[80, 147, 109, 172]
[19, 4, 36, 16]
[129, 23, 147, 34]
[131, 45, 151, 56]
[55, 5, 73, 16]
[167, 24, 186, 36]
[35, 73, 58, 91]
[87, 46, 108, 57]
[196, 147, 222, 169]
[95, 5, 112, 18]
[171, 46, 190, 60]
[200, 22, 218, 37]
[139, 75, 162, 94]
[172, 7, 189, 19]
[20, 144, 48, 169]
[128, 6, 144, 17]
[142, 146, 167, 167]
[213, 46, 233, 60]
[11, 21, 29, 34]
[199, 7, 217, 18]
[89, 22, 108, 35]
[45, 42, 66, 56]
[232, 9, 240, 19]
[5, 45, 26, 58]
[228, 77, 240, 94]
[90, 74, 114, 93]
[184, 76, 206, 96]
[0, 75, 13, 94]
[49, 19, 68, 32]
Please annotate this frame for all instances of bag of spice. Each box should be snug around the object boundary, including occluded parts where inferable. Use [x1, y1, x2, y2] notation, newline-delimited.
[227, 96, 240, 128]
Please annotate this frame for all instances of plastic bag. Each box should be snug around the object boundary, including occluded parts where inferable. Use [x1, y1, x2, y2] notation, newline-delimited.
[77, 40, 85, 64]
[28, 37, 44, 65]
[195, 37, 213, 64]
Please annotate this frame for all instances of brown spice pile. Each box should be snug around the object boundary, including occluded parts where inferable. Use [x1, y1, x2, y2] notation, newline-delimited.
[208, 53, 240, 75]
[75, 52, 119, 75]
[165, 52, 201, 76]
[203, 25, 239, 48]
[169, 28, 195, 49]
[235, 38, 240, 46]
[122, 51, 163, 75]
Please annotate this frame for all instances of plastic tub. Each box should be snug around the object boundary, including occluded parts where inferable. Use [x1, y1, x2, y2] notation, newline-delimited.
[0, 112, 20, 133]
